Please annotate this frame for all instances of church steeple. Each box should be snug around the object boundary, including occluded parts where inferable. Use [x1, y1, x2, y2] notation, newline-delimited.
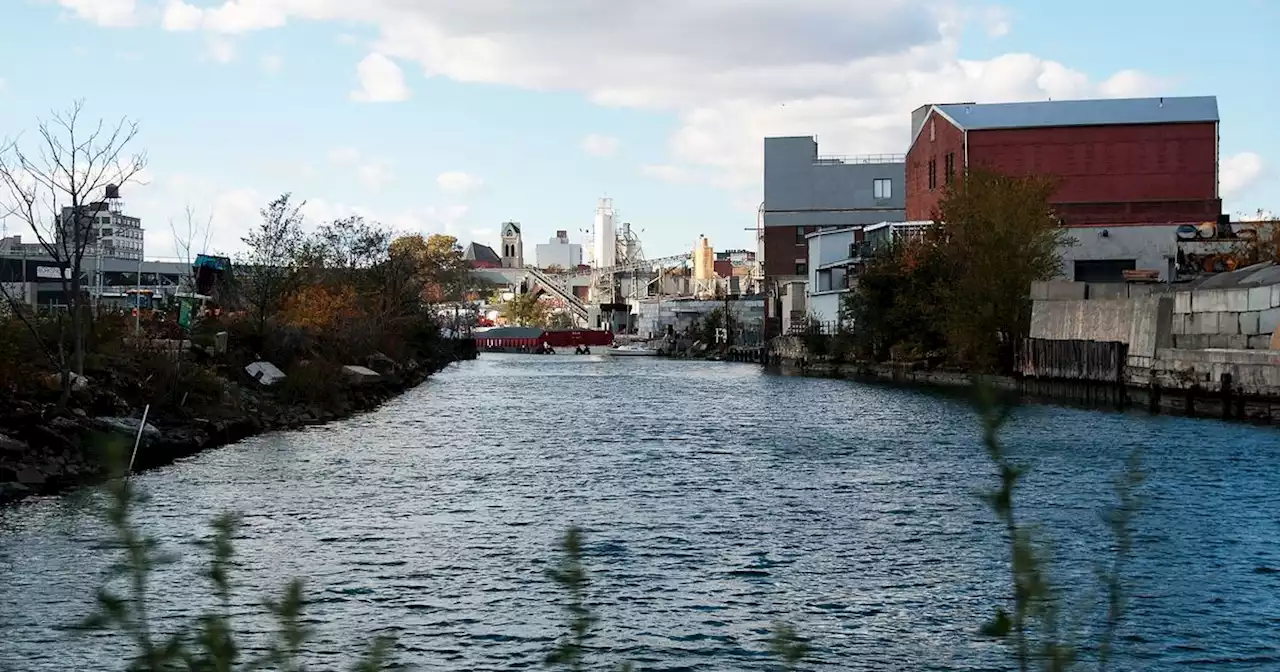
[500, 221, 523, 269]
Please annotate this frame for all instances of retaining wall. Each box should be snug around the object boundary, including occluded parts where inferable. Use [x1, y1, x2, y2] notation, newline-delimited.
[1028, 295, 1173, 362]
[1170, 284, 1280, 350]
[1153, 348, 1280, 396]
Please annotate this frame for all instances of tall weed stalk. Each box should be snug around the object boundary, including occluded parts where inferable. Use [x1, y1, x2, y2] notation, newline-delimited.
[79, 439, 396, 671]
[974, 382, 1143, 671]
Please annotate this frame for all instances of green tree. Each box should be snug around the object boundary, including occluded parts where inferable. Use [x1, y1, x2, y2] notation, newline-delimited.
[388, 233, 472, 304]
[842, 236, 948, 362]
[501, 292, 548, 327]
[842, 168, 1069, 370]
[547, 310, 574, 330]
[304, 215, 392, 288]
[234, 193, 308, 339]
[930, 168, 1071, 370]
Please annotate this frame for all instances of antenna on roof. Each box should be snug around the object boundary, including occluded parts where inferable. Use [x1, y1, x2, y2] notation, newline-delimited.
[1159, 97, 1164, 107]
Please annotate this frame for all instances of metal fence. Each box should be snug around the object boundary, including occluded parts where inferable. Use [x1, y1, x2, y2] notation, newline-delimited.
[1018, 338, 1127, 383]
[786, 320, 844, 336]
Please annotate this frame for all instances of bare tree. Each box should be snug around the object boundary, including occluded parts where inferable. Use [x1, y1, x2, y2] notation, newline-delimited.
[170, 204, 214, 294]
[0, 100, 146, 394]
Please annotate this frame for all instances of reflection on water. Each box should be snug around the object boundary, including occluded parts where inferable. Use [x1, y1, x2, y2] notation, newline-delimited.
[2, 355, 1279, 671]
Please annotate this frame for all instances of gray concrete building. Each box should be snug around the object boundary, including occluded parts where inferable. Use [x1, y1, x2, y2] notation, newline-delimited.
[1061, 224, 1182, 282]
[761, 135, 906, 334]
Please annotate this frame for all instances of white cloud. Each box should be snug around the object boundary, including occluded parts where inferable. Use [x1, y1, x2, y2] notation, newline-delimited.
[205, 36, 236, 63]
[1221, 152, 1265, 199]
[350, 53, 409, 102]
[436, 171, 482, 194]
[260, 53, 284, 74]
[70, 1, 1180, 194]
[581, 133, 620, 157]
[328, 147, 394, 190]
[981, 6, 1011, 37]
[57, 0, 138, 27]
[161, 0, 201, 30]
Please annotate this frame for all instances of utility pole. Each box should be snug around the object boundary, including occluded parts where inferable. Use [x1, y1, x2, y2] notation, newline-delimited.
[133, 253, 142, 336]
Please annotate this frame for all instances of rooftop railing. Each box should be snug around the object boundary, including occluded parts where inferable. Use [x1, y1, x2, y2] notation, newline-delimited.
[813, 153, 905, 165]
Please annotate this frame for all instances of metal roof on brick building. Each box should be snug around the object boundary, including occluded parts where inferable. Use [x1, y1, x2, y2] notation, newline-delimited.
[932, 96, 1219, 131]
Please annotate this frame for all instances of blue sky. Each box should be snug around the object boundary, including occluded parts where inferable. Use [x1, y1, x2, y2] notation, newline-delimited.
[0, 0, 1273, 262]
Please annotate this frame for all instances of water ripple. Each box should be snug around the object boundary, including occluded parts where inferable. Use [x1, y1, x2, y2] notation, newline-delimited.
[1, 355, 1278, 670]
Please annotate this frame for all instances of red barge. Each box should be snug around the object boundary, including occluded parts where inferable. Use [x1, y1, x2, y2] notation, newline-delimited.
[475, 327, 613, 353]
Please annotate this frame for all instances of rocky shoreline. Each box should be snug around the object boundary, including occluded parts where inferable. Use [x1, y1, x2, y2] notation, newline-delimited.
[0, 342, 477, 506]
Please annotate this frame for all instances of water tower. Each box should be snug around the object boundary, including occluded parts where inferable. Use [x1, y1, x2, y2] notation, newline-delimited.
[104, 183, 123, 214]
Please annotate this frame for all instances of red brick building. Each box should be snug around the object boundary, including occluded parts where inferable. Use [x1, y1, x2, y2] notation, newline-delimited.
[905, 96, 1221, 226]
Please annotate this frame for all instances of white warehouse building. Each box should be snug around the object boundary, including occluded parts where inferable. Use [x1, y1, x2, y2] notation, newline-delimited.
[535, 230, 583, 270]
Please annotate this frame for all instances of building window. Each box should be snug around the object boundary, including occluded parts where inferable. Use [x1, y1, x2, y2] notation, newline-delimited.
[945, 152, 955, 184]
[817, 269, 832, 292]
[873, 178, 892, 200]
[795, 261, 808, 276]
[795, 227, 807, 244]
[927, 158, 937, 190]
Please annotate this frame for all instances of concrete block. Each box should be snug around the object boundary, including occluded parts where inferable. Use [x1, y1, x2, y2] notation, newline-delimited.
[1209, 334, 1249, 350]
[1273, 284, 1280, 309]
[246, 361, 286, 386]
[1191, 289, 1220, 313]
[1174, 333, 1208, 349]
[1171, 314, 1187, 335]
[1189, 312, 1219, 334]
[342, 365, 382, 384]
[1128, 284, 1155, 298]
[1029, 281, 1050, 301]
[1248, 335, 1275, 350]
[1225, 288, 1250, 312]
[1261, 306, 1280, 335]
[1217, 312, 1240, 335]
[1045, 280, 1087, 301]
[1174, 291, 1192, 314]
[1240, 311, 1262, 335]
[1089, 282, 1127, 300]
[1248, 286, 1273, 311]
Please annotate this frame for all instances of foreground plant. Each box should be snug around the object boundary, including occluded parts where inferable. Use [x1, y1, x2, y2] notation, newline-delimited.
[80, 439, 396, 671]
[974, 383, 1143, 671]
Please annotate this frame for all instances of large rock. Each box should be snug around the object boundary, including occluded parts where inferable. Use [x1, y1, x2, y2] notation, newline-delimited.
[16, 466, 46, 485]
[94, 416, 161, 440]
[365, 352, 400, 375]
[342, 365, 382, 385]
[0, 433, 26, 454]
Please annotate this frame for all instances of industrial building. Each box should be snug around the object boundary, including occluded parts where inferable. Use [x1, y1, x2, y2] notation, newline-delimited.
[54, 184, 146, 261]
[760, 136, 906, 334]
[906, 96, 1221, 282]
[0, 237, 190, 308]
[535, 230, 583, 270]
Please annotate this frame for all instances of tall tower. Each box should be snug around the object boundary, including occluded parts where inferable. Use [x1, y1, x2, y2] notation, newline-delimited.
[500, 221, 523, 268]
[592, 197, 616, 269]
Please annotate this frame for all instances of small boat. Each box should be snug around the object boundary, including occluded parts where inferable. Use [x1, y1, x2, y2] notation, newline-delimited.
[602, 344, 658, 357]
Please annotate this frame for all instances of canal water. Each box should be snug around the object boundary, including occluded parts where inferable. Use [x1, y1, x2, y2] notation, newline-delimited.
[2, 355, 1279, 671]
